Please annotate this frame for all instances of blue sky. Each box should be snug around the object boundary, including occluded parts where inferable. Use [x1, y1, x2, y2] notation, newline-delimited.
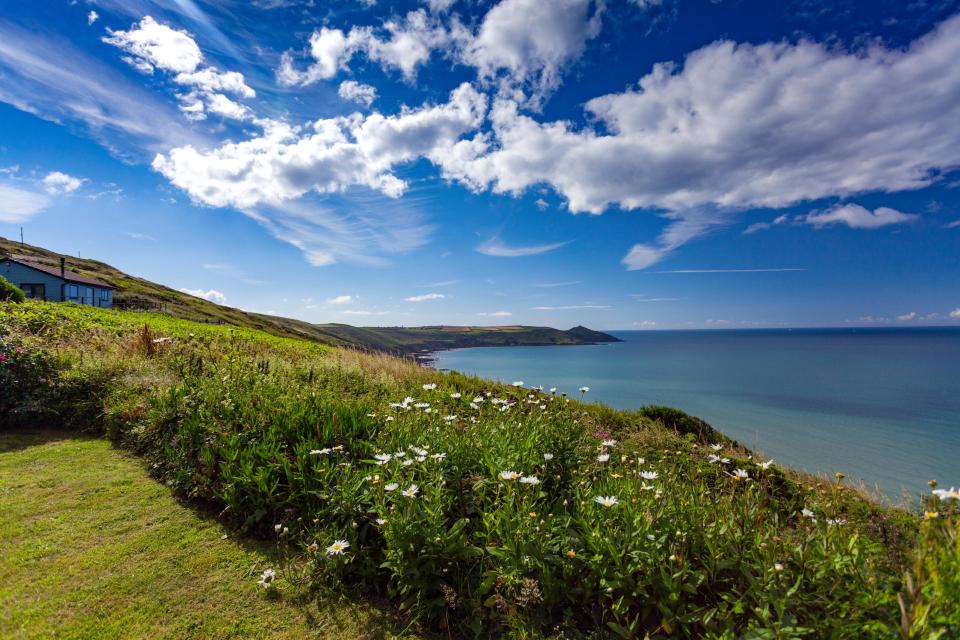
[1, 0, 959, 330]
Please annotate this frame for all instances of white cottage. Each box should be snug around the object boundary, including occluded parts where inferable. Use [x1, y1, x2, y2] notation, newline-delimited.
[0, 255, 115, 308]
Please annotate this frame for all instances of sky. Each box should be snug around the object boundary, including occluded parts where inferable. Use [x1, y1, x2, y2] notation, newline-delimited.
[1, 0, 959, 330]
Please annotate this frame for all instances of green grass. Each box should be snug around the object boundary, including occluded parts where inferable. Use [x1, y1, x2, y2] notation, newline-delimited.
[1, 300, 958, 638]
[0, 429, 417, 640]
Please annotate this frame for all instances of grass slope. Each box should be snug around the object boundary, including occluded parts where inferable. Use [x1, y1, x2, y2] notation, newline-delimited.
[0, 238, 616, 354]
[0, 430, 415, 640]
[1, 301, 957, 638]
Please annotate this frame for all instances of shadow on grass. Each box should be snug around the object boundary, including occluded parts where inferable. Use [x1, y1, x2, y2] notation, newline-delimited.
[0, 425, 101, 454]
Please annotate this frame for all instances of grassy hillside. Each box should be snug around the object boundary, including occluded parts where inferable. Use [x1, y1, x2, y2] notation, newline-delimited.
[0, 430, 413, 639]
[2, 300, 957, 638]
[0, 237, 617, 355]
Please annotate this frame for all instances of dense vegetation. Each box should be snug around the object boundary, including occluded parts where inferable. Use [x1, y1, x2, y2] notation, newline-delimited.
[1, 300, 957, 638]
[0, 275, 24, 303]
[0, 237, 616, 354]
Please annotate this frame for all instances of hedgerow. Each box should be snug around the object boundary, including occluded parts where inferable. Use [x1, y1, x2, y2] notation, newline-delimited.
[1, 300, 957, 638]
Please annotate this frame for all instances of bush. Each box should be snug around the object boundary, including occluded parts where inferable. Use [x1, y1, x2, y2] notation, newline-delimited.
[0, 275, 25, 303]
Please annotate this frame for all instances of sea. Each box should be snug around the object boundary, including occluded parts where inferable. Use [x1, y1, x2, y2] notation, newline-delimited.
[431, 328, 960, 502]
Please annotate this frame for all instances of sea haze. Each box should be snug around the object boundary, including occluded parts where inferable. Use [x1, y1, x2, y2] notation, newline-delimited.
[431, 328, 960, 501]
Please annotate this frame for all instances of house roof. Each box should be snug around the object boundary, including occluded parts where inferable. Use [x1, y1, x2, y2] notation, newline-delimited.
[1, 256, 116, 289]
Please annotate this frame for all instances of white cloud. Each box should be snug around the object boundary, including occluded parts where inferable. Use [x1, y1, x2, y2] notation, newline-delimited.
[633, 320, 657, 328]
[42, 171, 86, 195]
[535, 280, 580, 287]
[945, 220, 960, 229]
[436, 15, 960, 268]
[154, 83, 485, 208]
[462, 0, 604, 105]
[338, 80, 377, 107]
[950, 309, 960, 319]
[104, 17, 255, 122]
[405, 293, 445, 302]
[897, 312, 917, 321]
[179, 288, 227, 305]
[744, 214, 789, 234]
[0, 182, 52, 223]
[104, 16, 203, 74]
[476, 237, 569, 257]
[477, 310, 512, 316]
[327, 295, 353, 304]
[422, 0, 456, 13]
[804, 204, 917, 229]
[278, 10, 453, 85]
[0, 21, 203, 155]
[87, 11, 99, 26]
[533, 304, 610, 310]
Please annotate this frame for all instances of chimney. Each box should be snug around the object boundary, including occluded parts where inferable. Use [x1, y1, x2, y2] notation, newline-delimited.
[60, 257, 65, 279]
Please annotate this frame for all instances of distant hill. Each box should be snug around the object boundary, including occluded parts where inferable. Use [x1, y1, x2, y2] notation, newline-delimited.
[0, 237, 619, 355]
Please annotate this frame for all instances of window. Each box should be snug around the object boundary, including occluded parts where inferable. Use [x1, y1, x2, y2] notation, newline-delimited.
[68, 284, 78, 297]
[20, 284, 45, 299]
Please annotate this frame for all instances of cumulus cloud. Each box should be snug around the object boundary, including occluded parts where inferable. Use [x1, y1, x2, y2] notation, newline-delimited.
[104, 16, 255, 121]
[278, 9, 453, 85]
[897, 311, 917, 321]
[435, 15, 960, 268]
[804, 204, 917, 229]
[0, 182, 52, 223]
[42, 171, 86, 194]
[405, 293, 444, 302]
[950, 309, 960, 319]
[477, 310, 512, 316]
[462, 0, 604, 105]
[87, 11, 99, 26]
[476, 237, 569, 257]
[338, 80, 377, 107]
[279, 0, 602, 104]
[327, 295, 353, 304]
[179, 288, 227, 304]
[153, 83, 486, 208]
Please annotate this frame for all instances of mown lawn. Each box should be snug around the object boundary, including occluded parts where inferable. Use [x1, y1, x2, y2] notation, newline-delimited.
[0, 429, 417, 640]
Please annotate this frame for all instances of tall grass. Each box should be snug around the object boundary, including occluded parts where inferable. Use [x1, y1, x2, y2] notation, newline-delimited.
[1, 300, 957, 638]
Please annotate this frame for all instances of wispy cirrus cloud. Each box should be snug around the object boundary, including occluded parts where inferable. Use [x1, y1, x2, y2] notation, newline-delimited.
[477, 310, 512, 317]
[406, 293, 445, 302]
[327, 295, 353, 305]
[657, 268, 806, 274]
[533, 304, 611, 311]
[535, 280, 580, 287]
[476, 237, 570, 257]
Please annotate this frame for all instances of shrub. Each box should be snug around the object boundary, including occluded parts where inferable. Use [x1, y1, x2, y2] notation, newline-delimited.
[0, 275, 25, 303]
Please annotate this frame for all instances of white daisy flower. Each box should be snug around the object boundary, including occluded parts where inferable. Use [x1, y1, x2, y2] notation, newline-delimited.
[801, 508, 816, 519]
[499, 470, 521, 481]
[422, 383, 437, 390]
[758, 459, 774, 469]
[384, 483, 399, 491]
[640, 471, 658, 480]
[597, 453, 610, 463]
[594, 495, 618, 507]
[257, 568, 276, 588]
[309, 448, 332, 455]
[519, 475, 540, 485]
[326, 540, 350, 555]
[579, 386, 589, 393]
[450, 392, 461, 399]
[416, 455, 426, 462]
[601, 439, 617, 447]
[376, 518, 387, 525]
[402, 484, 419, 498]
[543, 453, 554, 461]
[932, 487, 960, 500]
[731, 469, 749, 480]
[710, 443, 723, 451]
[431, 452, 446, 460]
[443, 415, 457, 422]
[374, 453, 392, 465]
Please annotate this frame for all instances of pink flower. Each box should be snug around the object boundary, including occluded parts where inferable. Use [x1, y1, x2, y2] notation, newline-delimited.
[0, 354, 7, 362]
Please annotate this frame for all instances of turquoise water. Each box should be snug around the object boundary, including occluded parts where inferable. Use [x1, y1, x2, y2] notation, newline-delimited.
[432, 329, 960, 501]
